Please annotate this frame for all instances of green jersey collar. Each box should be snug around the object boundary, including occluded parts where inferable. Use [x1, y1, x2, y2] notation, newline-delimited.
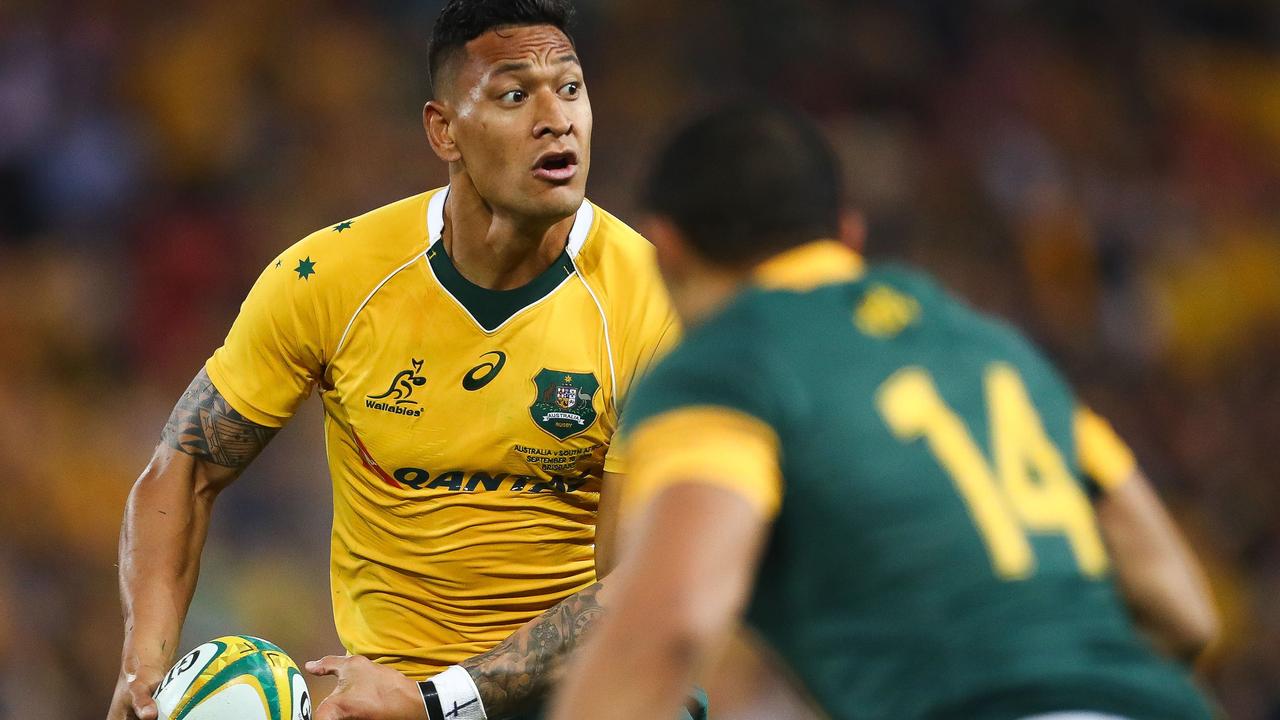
[424, 186, 595, 333]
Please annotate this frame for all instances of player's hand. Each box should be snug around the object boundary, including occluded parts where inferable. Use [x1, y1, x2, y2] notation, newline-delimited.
[106, 663, 164, 720]
[307, 655, 427, 720]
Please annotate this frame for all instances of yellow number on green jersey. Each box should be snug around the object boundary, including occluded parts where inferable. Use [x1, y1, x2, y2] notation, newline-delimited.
[877, 363, 1107, 579]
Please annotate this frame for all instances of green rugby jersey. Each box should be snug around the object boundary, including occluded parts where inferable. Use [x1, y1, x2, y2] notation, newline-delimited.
[622, 241, 1212, 720]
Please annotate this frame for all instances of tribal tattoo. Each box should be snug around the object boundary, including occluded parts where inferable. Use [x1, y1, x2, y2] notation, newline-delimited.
[462, 582, 605, 717]
[161, 369, 278, 469]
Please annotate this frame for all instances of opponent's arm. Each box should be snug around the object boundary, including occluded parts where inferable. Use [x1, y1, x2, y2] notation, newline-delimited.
[1096, 470, 1218, 663]
[550, 483, 769, 720]
[109, 369, 279, 720]
[1075, 408, 1217, 663]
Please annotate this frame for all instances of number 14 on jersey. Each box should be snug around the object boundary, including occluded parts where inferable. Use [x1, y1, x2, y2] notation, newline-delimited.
[877, 363, 1108, 580]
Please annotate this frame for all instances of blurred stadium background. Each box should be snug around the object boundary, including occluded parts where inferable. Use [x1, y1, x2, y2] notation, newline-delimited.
[1, 0, 1278, 717]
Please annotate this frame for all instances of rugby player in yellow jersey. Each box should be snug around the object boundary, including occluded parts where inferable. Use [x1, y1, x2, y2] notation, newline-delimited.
[107, 2, 691, 719]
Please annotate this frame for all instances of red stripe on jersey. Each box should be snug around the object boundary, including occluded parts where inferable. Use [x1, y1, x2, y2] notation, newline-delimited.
[352, 430, 403, 489]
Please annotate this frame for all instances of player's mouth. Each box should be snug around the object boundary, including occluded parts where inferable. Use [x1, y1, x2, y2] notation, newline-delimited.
[532, 150, 579, 184]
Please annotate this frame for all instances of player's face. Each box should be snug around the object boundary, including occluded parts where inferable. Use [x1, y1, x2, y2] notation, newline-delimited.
[445, 25, 591, 222]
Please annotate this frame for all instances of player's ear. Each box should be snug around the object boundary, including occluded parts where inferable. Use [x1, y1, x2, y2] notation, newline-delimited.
[642, 216, 692, 277]
[424, 100, 461, 163]
[838, 209, 867, 255]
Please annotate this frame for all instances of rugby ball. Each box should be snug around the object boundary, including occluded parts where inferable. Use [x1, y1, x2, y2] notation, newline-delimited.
[153, 635, 311, 720]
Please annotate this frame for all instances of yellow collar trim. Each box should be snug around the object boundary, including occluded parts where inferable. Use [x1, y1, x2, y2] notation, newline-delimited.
[753, 240, 865, 291]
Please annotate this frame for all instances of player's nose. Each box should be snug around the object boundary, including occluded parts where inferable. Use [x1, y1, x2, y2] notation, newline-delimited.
[532, 91, 573, 138]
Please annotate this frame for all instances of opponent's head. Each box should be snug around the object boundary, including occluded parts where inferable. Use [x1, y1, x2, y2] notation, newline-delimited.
[424, 0, 589, 223]
[643, 101, 851, 321]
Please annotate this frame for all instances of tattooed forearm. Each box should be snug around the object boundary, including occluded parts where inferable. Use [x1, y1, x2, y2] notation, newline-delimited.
[161, 368, 278, 469]
[462, 582, 605, 718]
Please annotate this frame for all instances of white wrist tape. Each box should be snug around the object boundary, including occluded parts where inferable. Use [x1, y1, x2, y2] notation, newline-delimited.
[421, 665, 487, 720]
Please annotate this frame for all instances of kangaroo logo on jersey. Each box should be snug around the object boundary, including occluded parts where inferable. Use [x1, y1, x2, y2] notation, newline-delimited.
[530, 369, 599, 440]
[366, 359, 427, 417]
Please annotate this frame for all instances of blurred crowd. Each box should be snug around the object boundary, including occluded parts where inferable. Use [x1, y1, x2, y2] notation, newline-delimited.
[1, 1, 1277, 718]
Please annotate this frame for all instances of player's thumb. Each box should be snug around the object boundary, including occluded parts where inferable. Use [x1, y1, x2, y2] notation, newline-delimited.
[128, 689, 159, 720]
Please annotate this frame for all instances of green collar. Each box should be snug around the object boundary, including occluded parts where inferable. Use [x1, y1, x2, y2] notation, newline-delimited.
[428, 243, 577, 332]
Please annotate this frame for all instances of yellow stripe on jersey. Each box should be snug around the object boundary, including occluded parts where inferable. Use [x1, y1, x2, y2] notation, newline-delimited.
[625, 406, 783, 521]
[753, 240, 865, 291]
[1075, 406, 1138, 491]
[205, 188, 677, 676]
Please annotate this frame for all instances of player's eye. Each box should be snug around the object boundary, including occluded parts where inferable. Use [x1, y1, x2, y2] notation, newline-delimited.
[500, 89, 527, 104]
[559, 81, 581, 98]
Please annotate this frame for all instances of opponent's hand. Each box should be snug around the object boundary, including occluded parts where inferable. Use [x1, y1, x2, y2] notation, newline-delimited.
[307, 655, 426, 720]
[106, 663, 164, 720]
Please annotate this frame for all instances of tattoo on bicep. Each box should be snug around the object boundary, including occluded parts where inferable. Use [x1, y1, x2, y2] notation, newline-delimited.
[462, 582, 605, 717]
[161, 369, 279, 469]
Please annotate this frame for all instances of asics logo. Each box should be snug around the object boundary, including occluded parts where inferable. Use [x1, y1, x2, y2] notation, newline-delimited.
[462, 351, 507, 391]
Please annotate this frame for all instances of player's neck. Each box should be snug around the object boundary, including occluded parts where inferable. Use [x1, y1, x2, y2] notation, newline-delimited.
[672, 267, 749, 329]
[442, 180, 575, 291]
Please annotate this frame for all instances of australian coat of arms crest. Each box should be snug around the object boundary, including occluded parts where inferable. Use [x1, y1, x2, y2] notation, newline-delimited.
[530, 369, 600, 440]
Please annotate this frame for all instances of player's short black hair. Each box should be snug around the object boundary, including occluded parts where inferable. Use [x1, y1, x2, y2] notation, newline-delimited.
[429, 0, 576, 96]
[645, 102, 842, 267]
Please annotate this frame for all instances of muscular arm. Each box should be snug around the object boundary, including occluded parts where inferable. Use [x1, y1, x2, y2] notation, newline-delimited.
[308, 583, 612, 720]
[159, 369, 278, 465]
[110, 368, 278, 719]
[1096, 471, 1218, 664]
[459, 466, 623, 716]
[457, 470, 623, 717]
[460, 582, 606, 718]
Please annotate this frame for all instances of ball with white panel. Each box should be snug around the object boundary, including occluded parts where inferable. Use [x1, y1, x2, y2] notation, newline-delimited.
[153, 635, 311, 720]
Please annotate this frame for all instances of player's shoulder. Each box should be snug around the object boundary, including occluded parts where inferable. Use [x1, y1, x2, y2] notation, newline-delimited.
[624, 295, 782, 436]
[572, 201, 660, 286]
[652, 294, 776, 385]
[866, 262, 1076, 393]
[878, 263, 1044, 357]
[843, 262, 1002, 342]
[269, 189, 436, 290]
[244, 190, 438, 351]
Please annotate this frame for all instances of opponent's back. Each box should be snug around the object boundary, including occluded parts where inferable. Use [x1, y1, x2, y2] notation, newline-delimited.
[627, 243, 1210, 720]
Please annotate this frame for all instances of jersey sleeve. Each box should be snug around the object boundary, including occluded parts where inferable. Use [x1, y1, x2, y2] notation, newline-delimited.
[1074, 406, 1138, 492]
[619, 327, 786, 520]
[625, 405, 782, 519]
[204, 248, 328, 428]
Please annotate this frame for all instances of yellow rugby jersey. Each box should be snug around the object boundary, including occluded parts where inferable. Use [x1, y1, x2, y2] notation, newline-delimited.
[205, 187, 677, 675]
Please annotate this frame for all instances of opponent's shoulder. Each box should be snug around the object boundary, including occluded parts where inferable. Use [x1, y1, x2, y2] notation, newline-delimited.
[644, 296, 777, 395]
[624, 301, 779, 436]
[868, 262, 1078, 399]
[844, 262, 1008, 347]
[883, 263, 1049, 362]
